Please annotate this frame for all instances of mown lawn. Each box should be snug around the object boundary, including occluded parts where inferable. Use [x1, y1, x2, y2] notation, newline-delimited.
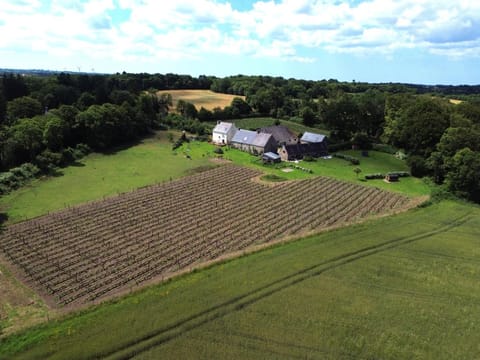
[0, 132, 213, 224]
[2, 200, 479, 359]
[185, 141, 430, 197]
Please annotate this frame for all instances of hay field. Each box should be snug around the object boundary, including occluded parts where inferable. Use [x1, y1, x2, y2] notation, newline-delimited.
[157, 89, 245, 110]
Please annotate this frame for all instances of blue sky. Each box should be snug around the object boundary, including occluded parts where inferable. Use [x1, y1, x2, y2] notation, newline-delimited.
[1, 0, 479, 85]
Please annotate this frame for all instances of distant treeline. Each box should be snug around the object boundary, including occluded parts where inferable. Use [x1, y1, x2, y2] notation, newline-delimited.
[0, 71, 479, 202]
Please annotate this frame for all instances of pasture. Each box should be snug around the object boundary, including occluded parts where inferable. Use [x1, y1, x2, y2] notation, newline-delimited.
[2, 200, 479, 359]
[0, 132, 213, 224]
[157, 89, 245, 110]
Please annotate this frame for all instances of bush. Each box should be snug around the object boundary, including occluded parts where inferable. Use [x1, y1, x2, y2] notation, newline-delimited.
[213, 147, 224, 155]
[75, 143, 92, 158]
[372, 143, 397, 154]
[34, 150, 63, 173]
[333, 153, 360, 165]
[365, 173, 384, 180]
[0, 163, 40, 194]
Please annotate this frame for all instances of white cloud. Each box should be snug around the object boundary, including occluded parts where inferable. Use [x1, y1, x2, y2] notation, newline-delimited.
[1, 0, 480, 72]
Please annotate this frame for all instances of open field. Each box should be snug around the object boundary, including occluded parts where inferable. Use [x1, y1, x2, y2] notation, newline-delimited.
[2, 200, 479, 359]
[157, 89, 245, 110]
[0, 165, 411, 308]
[0, 132, 213, 224]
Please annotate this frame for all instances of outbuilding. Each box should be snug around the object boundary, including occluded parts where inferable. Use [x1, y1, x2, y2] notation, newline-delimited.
[385, 173, 399, 182]
[262, 152, 281, 164]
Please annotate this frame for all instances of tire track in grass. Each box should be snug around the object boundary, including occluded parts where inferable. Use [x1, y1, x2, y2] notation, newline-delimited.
[100, 212, 472, 360]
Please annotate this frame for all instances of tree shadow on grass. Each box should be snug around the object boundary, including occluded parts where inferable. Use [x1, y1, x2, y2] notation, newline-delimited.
[0, 213, 8, 230]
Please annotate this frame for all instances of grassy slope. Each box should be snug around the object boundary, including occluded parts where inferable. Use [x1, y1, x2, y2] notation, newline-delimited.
[2, 200, 479, 359]
[0, 132, 213, 224]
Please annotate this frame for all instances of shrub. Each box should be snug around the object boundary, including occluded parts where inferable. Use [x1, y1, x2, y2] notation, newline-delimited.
[372, 143, 397, 154]
[365, 173, 384, 180]
[34, 150, 63, 173]
[213, 147, 224, 155]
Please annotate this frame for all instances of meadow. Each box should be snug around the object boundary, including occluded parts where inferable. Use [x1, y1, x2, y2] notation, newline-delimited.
[0, 132, 213, 224]
[157, 89, 245, 110]
[2, 200, 479, 359]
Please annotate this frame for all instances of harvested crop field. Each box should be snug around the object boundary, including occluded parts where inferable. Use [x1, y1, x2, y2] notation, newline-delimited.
[157, 89, 244, 110]
[0, 165, 413, 307]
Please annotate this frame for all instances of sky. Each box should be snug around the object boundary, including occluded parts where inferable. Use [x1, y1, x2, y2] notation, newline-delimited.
[1, 0, 480, 85]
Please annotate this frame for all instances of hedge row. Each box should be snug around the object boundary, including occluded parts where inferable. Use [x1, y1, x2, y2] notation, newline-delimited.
[364, 171, 410, 180]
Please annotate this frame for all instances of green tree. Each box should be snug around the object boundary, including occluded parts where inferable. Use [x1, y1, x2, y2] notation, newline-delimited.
[384, 96, 450, 157]
[6, 96, 43, 124]
[43, 114, 66, 151]
[176, 100, 198, 119]
[3, 117, 44, 166]
[445, 148, 480, 202]
[230, 97, 252, 116]
[300, 106, 316, 127]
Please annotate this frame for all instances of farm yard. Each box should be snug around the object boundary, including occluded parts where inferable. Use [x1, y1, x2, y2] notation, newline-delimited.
[0, 165, 413, 307]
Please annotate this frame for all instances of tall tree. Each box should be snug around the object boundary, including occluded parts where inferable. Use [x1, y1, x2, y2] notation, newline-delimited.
[6, 96, 43, 124]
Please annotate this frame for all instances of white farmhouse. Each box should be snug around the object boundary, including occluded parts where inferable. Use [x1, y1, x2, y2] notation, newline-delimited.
[212, 121, 237, 145]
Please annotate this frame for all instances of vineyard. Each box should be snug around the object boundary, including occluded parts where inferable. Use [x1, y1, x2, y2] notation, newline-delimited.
[0, 165, 412, 307]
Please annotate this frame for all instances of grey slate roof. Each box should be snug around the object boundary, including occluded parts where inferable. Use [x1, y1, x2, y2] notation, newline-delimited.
[213, 122, 234, 135]
[301, 131, 326, 143]
[260, 125, 297, 145]
[263, 152, 281, 160]
[251, 132, 273, 147]
[231, 129, 273, 147]
[231, 129, 257, 145]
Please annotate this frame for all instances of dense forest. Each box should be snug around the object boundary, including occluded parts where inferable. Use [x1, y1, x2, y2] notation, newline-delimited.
[0, 71, 479, 202]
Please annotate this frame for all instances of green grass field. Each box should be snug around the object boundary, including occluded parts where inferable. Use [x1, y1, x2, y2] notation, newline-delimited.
[0, 132, 213, 224]
[2, 200, 479, 359]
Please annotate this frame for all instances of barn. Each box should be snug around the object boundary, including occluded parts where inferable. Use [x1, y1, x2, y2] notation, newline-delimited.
[230, 129, 276, 155]
[278, 142, 329, 161]
[260, 125, 298, 146]
[212, 121, 237, 145]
